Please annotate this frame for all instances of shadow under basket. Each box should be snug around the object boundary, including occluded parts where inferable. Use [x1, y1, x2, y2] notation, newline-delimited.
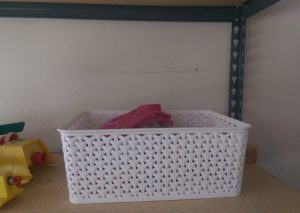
[58, 110, 251, 204]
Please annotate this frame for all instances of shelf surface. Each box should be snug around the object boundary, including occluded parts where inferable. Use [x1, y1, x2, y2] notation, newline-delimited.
[1, 153, 300, 212]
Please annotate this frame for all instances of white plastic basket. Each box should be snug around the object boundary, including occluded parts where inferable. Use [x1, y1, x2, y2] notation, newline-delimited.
[58, 110, 250, 204]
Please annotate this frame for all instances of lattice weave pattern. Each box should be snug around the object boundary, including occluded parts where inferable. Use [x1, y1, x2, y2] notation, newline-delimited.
[69, 111, 237, 130]
[62, 131, 247, 202]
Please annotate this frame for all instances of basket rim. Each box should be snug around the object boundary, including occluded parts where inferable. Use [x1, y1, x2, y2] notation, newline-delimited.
[58, 110, 251, 135]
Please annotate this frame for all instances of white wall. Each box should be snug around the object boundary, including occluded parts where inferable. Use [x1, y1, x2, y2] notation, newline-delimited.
[244, 0, 300, 193]
[0, 18, 231, 151]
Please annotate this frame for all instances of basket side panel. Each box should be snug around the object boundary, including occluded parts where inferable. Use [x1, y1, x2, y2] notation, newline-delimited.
[170, 111, 241, 128]
[60, 129, 248, 203]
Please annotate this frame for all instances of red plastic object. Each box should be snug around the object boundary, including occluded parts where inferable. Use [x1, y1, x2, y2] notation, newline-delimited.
[31, 152, 48, 166]
[0, 132, 19, 145]
[7, 176, 22, 187]
[8, 133, 19, 141]
[100, 104, 173, 129]
[0, 137, 4, 145]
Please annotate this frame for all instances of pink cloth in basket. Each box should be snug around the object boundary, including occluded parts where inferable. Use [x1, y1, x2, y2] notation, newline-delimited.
[100, 104, 173, 129]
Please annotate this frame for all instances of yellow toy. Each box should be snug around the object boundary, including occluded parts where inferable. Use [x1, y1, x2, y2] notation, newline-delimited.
[0, 139, 55, 184]
[0, 174, 23, 208]
[0, 130, 55, 207]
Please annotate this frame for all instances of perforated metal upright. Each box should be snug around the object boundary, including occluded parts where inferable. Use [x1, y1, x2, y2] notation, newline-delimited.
[228, 9, 246, 120]
[228, 0, 280, 120]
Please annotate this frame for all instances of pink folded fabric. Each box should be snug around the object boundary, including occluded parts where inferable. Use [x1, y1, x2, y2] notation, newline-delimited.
[100, 104, 173, 129]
